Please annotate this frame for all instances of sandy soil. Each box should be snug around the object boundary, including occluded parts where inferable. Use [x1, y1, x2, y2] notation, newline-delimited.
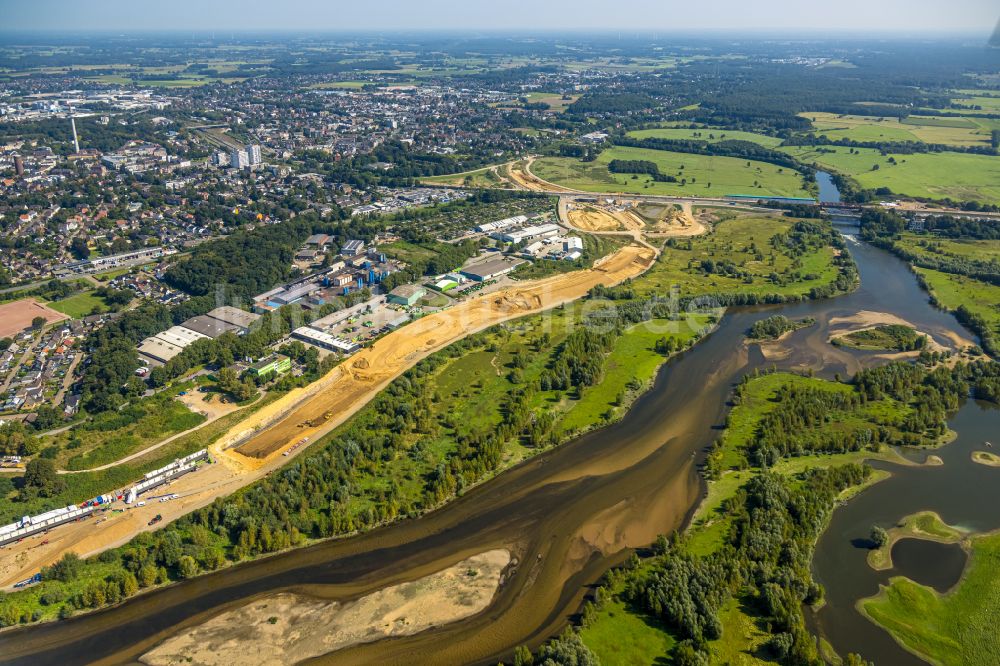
[0, 298, 68, 338]
[139, 550, 511, 666]
[0, 245, 654, 586]
[177, 391, 240, 420]
[645, 202, 707, 237]
[566, 204, 624, 232]
[827, 310, 971, 354]
[972, 451, 1000, 467]
[507, 157, 577, 193]
[228, 243, 655, 462]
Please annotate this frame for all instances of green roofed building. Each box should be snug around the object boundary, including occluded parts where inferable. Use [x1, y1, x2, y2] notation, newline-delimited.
[249, 353, 292, 378]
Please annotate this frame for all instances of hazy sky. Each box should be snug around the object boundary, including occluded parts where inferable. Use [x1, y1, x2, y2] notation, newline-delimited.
[2, 0, 997, 34]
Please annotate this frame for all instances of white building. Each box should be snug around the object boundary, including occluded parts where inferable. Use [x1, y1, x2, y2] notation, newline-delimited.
[497, 223, 561, 244]
[291, 326, 360, 354]
[246, 144, 262, 165]
[230, 148, 250, 170]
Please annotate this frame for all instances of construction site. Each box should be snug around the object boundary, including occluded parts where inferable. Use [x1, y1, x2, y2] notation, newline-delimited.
[0, 240, 657, 587]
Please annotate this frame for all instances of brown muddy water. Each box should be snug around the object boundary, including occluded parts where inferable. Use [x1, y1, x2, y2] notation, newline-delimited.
[0, 217, 991, 666]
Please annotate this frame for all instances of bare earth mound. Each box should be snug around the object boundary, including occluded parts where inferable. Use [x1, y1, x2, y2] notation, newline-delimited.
[140, 550, 511, 666]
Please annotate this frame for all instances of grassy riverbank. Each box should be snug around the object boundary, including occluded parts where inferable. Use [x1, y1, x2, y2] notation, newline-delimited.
[574, 362, 993, 665]
[862, 530, 1000, 666]
[637, 213, 856, 303]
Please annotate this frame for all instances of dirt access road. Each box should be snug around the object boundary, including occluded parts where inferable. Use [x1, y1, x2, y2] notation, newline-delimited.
[0, 243, 655, 587]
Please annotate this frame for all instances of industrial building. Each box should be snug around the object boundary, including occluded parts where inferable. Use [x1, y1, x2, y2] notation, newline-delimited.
[249, 354, 292, 378]
[341, 239, 365, 256]
[291, 326, 361, 354]
[387, 284, 426, 306]
[460, 256, 526, 282]
[180, 314, 240, 338]
[137, 337, 186, 364]
[476, 214, 528, 233]
[155, 326, 209, 349]
[138, 306, 261, 365]
[206, 306, 260, 331]
[496, 223, 561, 244]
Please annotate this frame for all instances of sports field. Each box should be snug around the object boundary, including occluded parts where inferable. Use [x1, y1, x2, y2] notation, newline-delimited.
[0, 298, 68, 337]
[783, 145, 1000, 204]
[801, 112, 999, 147]
[532, 147, 811, 198]
[47, 291, 108, 318]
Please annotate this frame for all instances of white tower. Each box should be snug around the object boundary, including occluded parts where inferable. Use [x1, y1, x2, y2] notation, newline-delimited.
[70, 117, 80, 153]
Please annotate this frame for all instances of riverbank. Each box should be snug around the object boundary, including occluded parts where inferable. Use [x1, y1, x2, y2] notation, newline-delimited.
[0, 211, 898, 666]
[860, 529, 1000, 666]
[139, 550, 512, 666]
[575, 361, 999, 665]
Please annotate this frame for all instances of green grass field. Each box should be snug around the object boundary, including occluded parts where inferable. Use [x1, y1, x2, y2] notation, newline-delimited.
[420, 165, 506, 188]
[914, 267, 1000, 338]
[579, 598, 677, 664]
[633, 214, 843, 301]
[47, 291, 109, 318]
[886, 233, 1000, 340]
[800, 112, 996, 147]
[783, 145, 1000, 204]
[532, 146, 811, 198]
[626, 127, 784, 147]
[523, 92, 579, 112]
[862, 531, 1000, 665]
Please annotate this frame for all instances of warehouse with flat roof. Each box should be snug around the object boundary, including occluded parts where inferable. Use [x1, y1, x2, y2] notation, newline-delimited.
[387, 284, 426, 306]
[155, 326, 209, 348]
[291, 326, 360, 354]
[206, 306, 260, 331]
[460, 256, 526, 282]
[180, 315, 240, 339]
[138, 337, 185, 364]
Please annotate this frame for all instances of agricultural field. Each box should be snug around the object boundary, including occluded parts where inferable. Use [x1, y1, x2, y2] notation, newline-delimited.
[893, 233, 1000, 265]
[626, 127, 784, 147]
[783, 145, 1000, 204]
[532, 146, 812, 198]
[800, 112, 999, 147]
[633, 213, 848, 302]
[862, 530, 1000, 666]
[523, 92, 580, 112]
[948, 94, 1000, 115]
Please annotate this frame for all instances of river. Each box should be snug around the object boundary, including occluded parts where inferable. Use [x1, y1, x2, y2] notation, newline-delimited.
[0, 175, 994, 665]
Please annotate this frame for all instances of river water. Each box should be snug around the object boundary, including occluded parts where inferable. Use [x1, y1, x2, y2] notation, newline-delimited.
[1, 176, 996, 665]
